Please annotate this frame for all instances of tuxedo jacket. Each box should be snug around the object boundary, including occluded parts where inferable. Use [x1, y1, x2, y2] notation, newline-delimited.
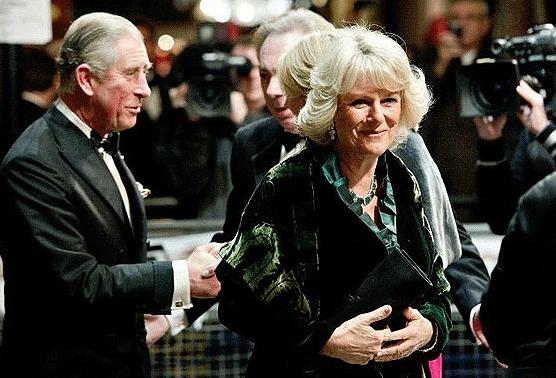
[214, 116, 285, 242]
[0, 107, 174, 377]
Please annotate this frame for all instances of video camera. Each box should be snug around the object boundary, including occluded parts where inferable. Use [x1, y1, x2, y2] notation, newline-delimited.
[171, 24, 253, 118]
[456, 23, 556, 117]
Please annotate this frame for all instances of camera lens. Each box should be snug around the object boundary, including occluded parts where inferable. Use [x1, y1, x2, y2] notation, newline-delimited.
[186, 76, 232, 118]
[456, 59, 520, 117]
[474, 74, 515, 110]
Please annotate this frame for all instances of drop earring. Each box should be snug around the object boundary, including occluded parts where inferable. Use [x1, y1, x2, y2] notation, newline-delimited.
[329, 123, 336, 141]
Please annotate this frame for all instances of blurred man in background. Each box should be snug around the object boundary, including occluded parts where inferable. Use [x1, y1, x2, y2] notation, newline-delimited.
[414, 0, 520, 221]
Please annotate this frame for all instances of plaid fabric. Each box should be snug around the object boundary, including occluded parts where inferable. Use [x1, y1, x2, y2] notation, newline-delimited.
[150, 325, 253, 377]
[443, 307, 506, 377]
[149, 305, 508, 377]
[150, 305, 253, 378]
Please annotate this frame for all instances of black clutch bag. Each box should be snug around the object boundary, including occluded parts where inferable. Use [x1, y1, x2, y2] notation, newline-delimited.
[329, 248, 434, 329]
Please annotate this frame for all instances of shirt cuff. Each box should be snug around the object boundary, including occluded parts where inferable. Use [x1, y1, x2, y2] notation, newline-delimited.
[171, 260, 192, 310]
[165, 309, 189, 336]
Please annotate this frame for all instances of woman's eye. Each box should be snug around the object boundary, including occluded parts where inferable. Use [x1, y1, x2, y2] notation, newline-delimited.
[351, 99, 368, 107]
[382, 97, 399, 105]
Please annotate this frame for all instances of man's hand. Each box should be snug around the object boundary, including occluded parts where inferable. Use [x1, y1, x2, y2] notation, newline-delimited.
[187, 243, 222, 298]
[471, 307, 489, 348]
[374, 307, 433, 362]
[434, 31, 463, 77]
[144, 314, 170, 347]
[320, 305, 392, 365]
[516, 79, 549, 135]
[473, 114, 507, 140]
[472, 308, 508, 368]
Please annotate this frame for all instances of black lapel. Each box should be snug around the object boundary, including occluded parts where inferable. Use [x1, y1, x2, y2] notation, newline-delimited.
[251, 119, 283, 184]
[113, 152, 147, 244]
[48, 108, 129, 228]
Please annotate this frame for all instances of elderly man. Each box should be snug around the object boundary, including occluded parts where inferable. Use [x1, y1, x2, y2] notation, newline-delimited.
[0, 12, 220, 378]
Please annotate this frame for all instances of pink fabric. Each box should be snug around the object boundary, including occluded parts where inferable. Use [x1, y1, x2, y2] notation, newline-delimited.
[428, 354, 442, 378]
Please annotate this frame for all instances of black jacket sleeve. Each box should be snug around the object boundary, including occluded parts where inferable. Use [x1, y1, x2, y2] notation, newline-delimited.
[445, 221, 490, 340]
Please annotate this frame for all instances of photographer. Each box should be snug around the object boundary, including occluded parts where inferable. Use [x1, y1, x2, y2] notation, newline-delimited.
[154, 25, 258, 219]
[475, 79, 556, 234]
[414, 0, 499, 213]
[229, 35, 270, 128]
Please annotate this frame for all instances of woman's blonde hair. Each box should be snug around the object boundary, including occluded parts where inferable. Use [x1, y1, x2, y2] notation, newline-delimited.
[277, 31, 336, 101]
[297, 25, 433, 148]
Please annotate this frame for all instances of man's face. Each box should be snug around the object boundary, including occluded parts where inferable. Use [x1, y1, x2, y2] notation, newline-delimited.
[90, 36, 152, 134]
[449, 0, 491, 50]
[231, 43, 264, 105]
[258, 31, 304, 134]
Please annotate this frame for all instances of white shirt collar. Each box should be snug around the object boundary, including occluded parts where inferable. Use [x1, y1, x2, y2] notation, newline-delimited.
[55, 99, 95, 139]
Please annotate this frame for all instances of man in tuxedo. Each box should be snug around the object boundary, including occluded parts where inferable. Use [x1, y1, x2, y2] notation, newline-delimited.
[0, 12, 220, 378]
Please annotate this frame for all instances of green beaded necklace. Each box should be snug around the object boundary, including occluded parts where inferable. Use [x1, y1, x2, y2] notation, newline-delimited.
[349, 176, 378, 206]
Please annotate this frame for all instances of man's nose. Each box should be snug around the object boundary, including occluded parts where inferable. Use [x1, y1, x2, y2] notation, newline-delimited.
[266, 75, 283, 97]
[135, 73, 151, 98]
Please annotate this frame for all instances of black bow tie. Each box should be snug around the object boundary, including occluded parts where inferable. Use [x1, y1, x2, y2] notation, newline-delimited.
[91, 132, 120, 156]
[281, 131, 300, 152]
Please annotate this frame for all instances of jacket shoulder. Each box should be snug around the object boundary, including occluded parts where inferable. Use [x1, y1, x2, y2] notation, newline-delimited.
[234, 117, 281, 143]
[2, 116, 56, 167]
[513, 171, 556, 236]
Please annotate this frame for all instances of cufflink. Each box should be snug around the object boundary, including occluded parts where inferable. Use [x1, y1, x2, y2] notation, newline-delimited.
[174, 300, 184, 308]
[136, 181, 151, 198]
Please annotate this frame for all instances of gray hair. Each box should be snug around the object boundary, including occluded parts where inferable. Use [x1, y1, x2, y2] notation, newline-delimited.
[252, 8, 334, 55]
[297, 25, 433, 148]
[57, 12, 144, 95]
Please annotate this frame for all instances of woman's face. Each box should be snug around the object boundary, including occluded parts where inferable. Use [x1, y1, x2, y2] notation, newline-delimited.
[334, 78, 401, 160]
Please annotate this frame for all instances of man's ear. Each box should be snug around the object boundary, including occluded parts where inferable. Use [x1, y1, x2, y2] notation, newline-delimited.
[75, 63, 95, 96]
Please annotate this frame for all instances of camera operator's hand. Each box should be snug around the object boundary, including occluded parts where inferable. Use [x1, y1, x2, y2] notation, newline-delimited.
[169, 82, 188, 110]
[434, 31, 463, 78]
[516, 79, 549, 136]
[473, 114, 507, 140]
[229, 90, 249, 127]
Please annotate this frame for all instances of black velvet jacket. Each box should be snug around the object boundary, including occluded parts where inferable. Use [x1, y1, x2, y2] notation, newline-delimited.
[217, 144, 452, 377]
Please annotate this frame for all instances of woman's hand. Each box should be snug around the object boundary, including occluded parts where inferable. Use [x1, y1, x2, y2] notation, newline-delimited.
[320, 305, 392, 365]
[374, 307, 434, 362]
